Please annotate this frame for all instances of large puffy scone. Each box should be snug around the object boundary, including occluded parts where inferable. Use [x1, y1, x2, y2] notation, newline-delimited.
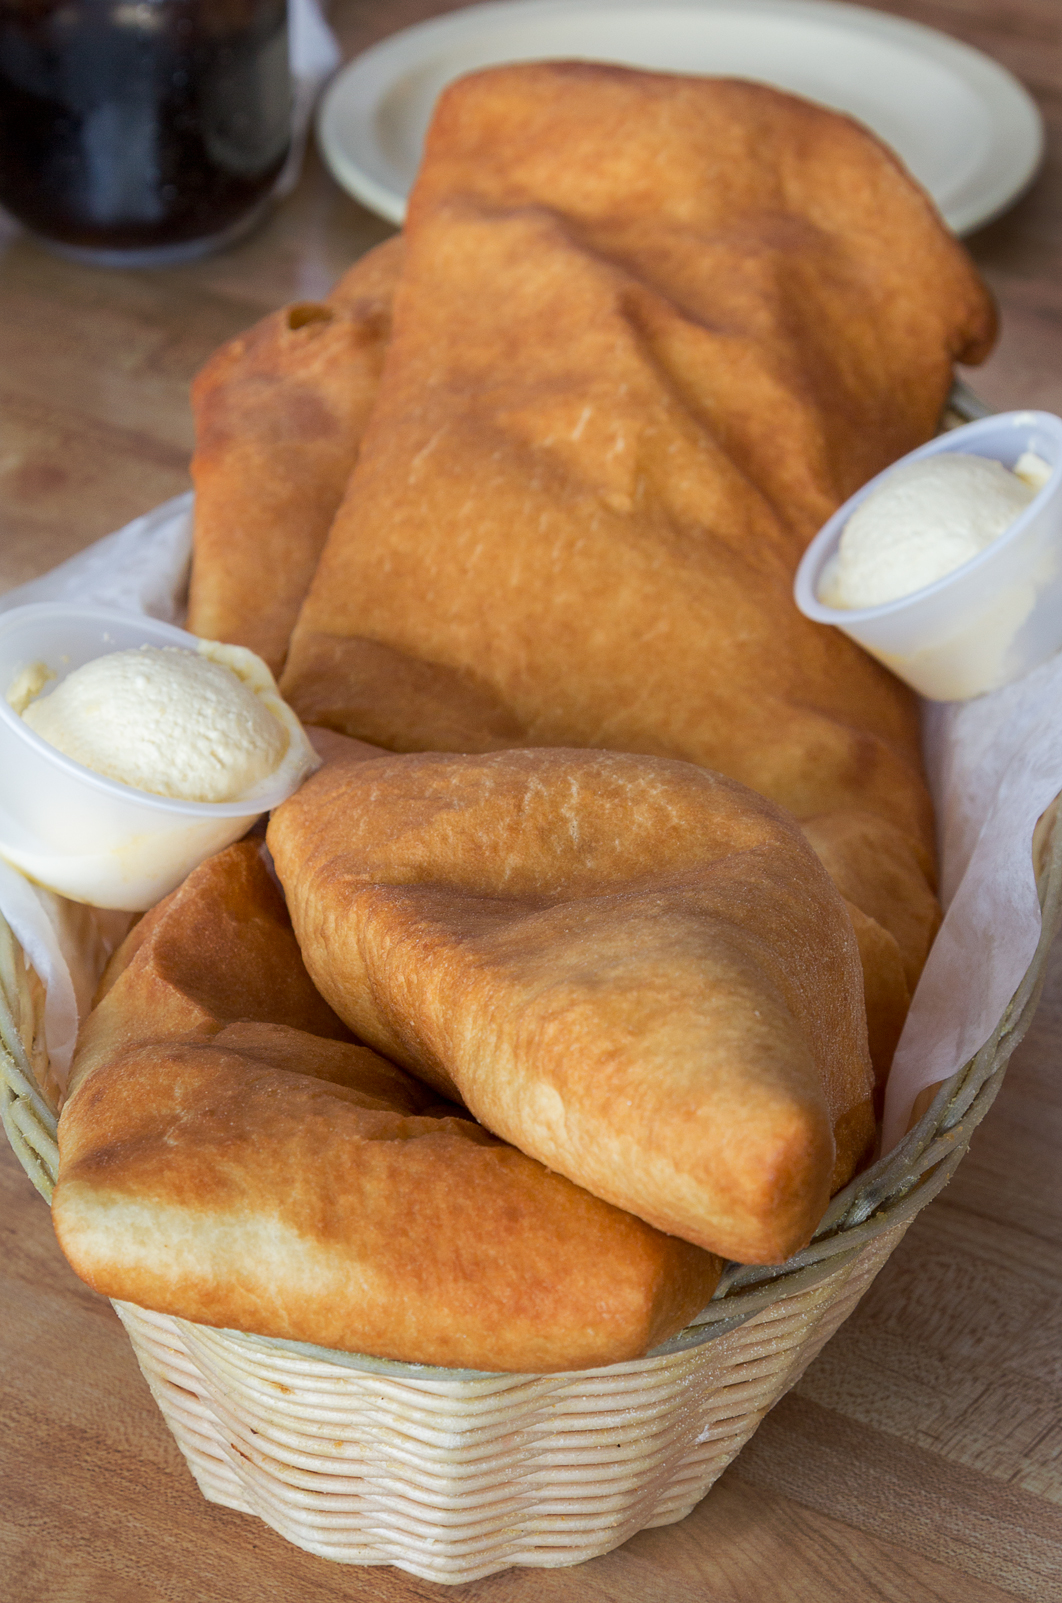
[282, 66, 992, 808]
[278, 64, 996, 1079]
[267, 743, 877, 1266]
[187, 236, 403, 675]
[53, 841, 722, 1372]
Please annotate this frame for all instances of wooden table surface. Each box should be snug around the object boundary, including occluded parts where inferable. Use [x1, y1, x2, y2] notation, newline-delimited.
[3, 2, 1062, 1599]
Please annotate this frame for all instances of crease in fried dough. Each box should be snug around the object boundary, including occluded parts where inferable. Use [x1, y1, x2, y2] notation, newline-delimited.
[54, 840, 722, 1372]
[279, 67, 993, 1073]
[187, 236, 402, 674]
[268, 746, 877, 1266]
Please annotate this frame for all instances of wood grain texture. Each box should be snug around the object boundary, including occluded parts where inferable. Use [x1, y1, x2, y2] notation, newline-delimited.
[1, 2, 1061, 1598]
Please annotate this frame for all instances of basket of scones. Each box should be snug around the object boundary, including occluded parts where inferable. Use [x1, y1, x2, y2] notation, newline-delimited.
[3, 64, 1062, 1586]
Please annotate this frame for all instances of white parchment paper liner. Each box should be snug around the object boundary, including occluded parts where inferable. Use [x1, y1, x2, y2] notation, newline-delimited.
[882, 650, 1062, 1146]
[0, 489, 1058, 1151]
[0, 493, 193, 1083]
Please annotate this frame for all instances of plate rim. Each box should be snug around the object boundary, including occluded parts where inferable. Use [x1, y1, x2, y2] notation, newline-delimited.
[316, 0, 1044, 234]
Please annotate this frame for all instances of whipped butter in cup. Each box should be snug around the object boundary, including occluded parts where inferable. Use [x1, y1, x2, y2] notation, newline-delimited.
[0, 604, 320, 909]
[794, 412, 1062, 701]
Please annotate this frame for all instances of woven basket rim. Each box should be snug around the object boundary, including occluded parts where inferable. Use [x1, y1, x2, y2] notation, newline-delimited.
[2, 792, 1060, 1381]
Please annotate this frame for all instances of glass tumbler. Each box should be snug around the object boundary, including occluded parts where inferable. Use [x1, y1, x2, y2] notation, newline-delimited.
[0, 0, 291, 266]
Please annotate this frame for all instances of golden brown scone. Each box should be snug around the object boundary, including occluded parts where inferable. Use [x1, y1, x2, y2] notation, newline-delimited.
[186, 235, 402, 674]
[800, 810, 942, 1083]
[268, 746, 877, 1266]
[53, 841, 721, 1372]
[278, 66, 993, 1059]
[281, 65, 991, 834]
[840, 901, 909, 1099]
[799, 812, 941, 992]
[327, 235, 405, 310]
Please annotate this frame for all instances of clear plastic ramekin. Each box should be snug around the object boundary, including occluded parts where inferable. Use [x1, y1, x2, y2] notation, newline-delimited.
[794, 411, 1062, 701]
[0, 604, 318, 909]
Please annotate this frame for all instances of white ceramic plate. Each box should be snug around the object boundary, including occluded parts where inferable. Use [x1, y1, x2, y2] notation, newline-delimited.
[317, 0, 1042, 233]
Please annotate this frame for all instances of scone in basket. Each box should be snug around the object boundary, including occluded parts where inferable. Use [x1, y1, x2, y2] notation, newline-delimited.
[2, 802, 1060, 1585]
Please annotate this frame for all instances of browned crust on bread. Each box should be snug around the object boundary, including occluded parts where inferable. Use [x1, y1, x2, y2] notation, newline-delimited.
[281, 67, 990, 851]
[54, 841, 722, 1372]
[279, 66, 979, 1080]
[800, 811, 941, 990]
[186, 235, 402, 674]
[268, 746, 877, 1265]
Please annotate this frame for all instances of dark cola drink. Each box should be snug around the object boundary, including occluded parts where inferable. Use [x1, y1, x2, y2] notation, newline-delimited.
[0, 0, 291, 265]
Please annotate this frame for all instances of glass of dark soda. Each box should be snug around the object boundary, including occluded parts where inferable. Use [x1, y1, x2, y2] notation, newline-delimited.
[0, 0, 291, 266]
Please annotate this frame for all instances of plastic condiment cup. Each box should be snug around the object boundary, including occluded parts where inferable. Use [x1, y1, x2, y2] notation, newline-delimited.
[794, 411, 1062, 701]
[0, 603, 317, 910]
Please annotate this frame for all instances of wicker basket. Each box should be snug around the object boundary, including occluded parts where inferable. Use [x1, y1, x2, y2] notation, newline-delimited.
[3, 801, 1061, 1584]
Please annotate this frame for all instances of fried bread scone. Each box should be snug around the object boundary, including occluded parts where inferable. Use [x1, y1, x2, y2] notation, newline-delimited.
[267, 745, 877, 1265]
[186, 235, 402, 674]
[279, 66, 994, 1070]
[52, 841, 721, 1372]
[800, 810, 942, 1094]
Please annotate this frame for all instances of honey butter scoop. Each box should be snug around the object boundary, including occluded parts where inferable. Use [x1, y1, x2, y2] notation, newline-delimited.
[267, 743, 877, 1267]
[53, 840, 721, 1373]
[21, 645, 288, 802]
